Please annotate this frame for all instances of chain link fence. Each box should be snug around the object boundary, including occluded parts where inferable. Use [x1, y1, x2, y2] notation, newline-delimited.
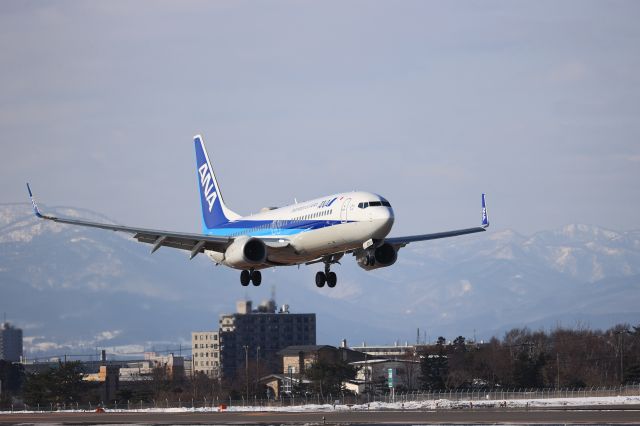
[3, 383, 639, 412]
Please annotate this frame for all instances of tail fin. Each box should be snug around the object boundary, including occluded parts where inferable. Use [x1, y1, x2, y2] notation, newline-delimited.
[481, 193, 489, 228]
[194, 135, 240, 231]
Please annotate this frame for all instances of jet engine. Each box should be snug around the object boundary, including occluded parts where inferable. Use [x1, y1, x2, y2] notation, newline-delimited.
[355, 242, 398, 270]
[223, 237, 267, 269]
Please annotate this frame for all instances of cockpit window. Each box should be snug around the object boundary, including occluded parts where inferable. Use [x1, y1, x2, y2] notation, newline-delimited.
[358, 200, 391, 209]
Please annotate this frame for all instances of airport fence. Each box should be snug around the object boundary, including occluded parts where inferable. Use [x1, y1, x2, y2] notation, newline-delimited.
[2, 383, 639, 412]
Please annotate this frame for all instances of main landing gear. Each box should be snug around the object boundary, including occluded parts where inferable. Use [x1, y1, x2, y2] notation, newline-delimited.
[240, 269, 262, 287]
[315, 262, 337, 288]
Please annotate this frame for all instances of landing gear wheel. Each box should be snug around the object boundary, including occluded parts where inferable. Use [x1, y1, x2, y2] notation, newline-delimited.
[240, 270, 250, 286]
[251, 270, 262, 286]
[315, 271, 326, 287]
[326, 272, 337, 288]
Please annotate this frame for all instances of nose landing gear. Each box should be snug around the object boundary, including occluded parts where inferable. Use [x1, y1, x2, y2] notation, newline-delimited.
[240, 269, 262, 286]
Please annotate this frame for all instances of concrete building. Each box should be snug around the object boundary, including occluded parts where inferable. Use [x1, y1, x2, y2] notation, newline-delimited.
[280, 344, 366, 376]
[346, 358, 421, 394]
[83, 352, 185, 382]
[219, 299, 316, 380]
[273, 344, 366, 396]
[144, 352, 185, 380]
[0, 322, 23, 362]
[191, 330, 220, 378]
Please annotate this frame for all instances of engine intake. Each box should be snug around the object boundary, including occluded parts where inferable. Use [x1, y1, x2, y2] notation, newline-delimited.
[223, 237, 267, 268]
[356, 242, 398, 270]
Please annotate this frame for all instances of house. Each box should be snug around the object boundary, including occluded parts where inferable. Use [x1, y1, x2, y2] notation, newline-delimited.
[347, 358, 421, 394]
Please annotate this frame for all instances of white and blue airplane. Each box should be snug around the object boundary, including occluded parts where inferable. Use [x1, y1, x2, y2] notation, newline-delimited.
[27, 135, 489, 288]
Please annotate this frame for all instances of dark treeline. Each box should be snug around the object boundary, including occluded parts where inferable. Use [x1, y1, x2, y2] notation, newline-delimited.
[418, 323, 640, 390]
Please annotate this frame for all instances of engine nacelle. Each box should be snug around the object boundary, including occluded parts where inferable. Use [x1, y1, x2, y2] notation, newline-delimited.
[356, 242, 398, 271]
[223, 237, 267, 269]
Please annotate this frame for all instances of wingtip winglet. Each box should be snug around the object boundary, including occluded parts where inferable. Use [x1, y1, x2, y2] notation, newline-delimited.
[26, 182, 43, 218]
[481, 193, 489, 228]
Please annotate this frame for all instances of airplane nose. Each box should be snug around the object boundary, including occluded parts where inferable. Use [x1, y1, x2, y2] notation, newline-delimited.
[372, 207, 394, 238]
[385, 207, 395, 228]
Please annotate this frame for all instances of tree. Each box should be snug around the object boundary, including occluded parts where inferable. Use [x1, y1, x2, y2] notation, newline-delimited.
[512, 351, 546, 388]
[419, 354, 448, 390]
[452, 336, 467, 352]
[22, 361, 88, 406]
[304, 359, 358, 397]
[419, 337, 448, 390]
[0, 361, 24, 408]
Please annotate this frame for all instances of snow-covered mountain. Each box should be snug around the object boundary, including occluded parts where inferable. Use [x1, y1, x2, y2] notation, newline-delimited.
[1, 203, 639, 357]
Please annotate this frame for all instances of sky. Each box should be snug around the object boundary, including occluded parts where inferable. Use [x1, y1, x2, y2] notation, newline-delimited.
[2, 1, 640, 237]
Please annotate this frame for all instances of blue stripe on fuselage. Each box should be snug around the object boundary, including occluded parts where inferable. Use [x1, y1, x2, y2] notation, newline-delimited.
[202, 219, 351, 238]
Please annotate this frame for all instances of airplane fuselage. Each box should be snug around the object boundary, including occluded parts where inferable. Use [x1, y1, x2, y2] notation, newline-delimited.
[203, 191, 394, 268]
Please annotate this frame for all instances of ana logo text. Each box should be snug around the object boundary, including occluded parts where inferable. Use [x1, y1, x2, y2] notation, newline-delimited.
[318, 197, 338, 208]
[198, 163, 218, 212]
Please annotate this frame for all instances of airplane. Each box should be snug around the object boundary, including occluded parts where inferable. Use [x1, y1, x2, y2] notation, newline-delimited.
[27, 135, 489, 288]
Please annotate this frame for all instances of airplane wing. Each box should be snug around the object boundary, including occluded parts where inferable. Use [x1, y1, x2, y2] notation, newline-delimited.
[385, 194, 489, 248]
[26, 184, 230, 259]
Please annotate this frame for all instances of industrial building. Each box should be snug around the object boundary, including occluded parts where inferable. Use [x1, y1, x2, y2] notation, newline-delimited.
[350, 343, 416, 358]
[218, 299, 316, 380]
[0, 321, 23, 362]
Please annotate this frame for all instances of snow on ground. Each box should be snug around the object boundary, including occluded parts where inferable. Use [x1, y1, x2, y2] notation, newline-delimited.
[3, 395, 640, 414]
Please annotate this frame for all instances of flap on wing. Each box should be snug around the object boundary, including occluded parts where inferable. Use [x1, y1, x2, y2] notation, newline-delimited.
[26, 184, 230, 258]
[134, 233, 227, 253]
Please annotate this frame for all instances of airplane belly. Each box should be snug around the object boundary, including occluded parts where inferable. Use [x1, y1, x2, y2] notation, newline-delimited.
[293, 222, 363, 255]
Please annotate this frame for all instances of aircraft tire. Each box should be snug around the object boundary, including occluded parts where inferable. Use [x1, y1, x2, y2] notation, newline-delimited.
[251, 270, 262, 286]
[315, 271, 326, 287]
[327, 272, 337, 288]
[240, 270, 251, 286]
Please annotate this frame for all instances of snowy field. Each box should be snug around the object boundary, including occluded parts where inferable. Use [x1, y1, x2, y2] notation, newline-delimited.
[2, 395, 640, 414]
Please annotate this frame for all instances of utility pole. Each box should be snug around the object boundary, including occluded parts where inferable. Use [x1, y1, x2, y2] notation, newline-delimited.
[619, 331, 625, 384]
[556, 352, 560, 389]
[255, 346, 261, 396]
[243, 345, 249, 402]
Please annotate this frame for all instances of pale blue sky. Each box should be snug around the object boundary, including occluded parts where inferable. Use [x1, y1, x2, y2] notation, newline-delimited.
[2, 1, 639, 236]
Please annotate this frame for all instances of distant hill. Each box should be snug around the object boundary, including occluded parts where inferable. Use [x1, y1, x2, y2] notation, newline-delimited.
[1, 203, 639, 358]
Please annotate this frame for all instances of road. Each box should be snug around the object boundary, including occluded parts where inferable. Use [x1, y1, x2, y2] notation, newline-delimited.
[1, 406, 640, 424]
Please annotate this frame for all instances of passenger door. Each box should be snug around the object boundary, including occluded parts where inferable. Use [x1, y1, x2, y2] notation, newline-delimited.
[340, 198, 351, 223]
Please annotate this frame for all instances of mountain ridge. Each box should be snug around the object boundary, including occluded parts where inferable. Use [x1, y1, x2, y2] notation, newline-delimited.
[1, 203, 638, 357]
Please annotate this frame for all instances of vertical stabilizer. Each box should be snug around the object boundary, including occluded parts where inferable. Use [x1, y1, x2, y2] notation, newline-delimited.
[193, 135, 240, 231]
